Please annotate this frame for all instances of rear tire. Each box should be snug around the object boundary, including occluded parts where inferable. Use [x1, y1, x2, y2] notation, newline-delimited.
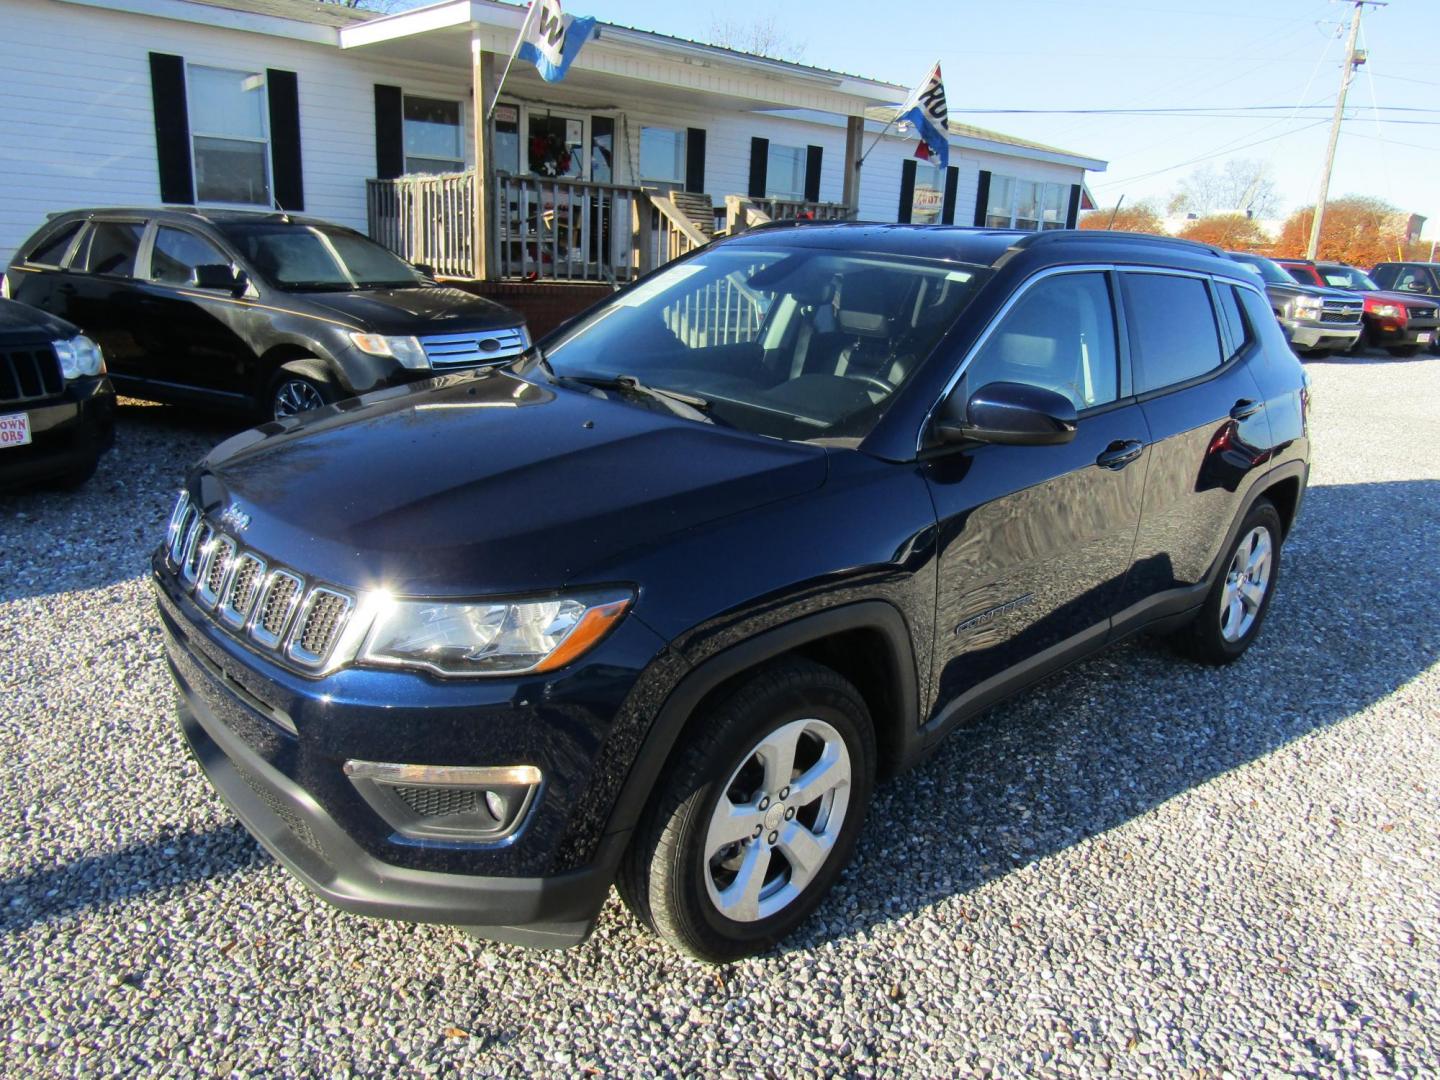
[617, 657, 875, 963]
[265, 360, 338, 421]
[1174, 499, 1283, 665]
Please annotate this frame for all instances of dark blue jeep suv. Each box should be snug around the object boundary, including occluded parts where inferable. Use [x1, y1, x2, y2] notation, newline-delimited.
[154, 225, 1310, 961]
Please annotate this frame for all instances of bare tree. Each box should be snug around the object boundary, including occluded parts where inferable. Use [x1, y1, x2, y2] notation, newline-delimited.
[707, 14, 807, 61]
[1168, 159, 1280, 219]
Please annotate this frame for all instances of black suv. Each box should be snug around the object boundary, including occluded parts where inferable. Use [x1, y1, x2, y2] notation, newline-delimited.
[1225, 251, 1362, 356]
[0, 297, 115, 489]
[4, 209, 528, 420]
[154, 226, 1310, 962]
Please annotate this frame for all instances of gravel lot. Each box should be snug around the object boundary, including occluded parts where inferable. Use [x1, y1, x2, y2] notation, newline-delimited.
[3, 354, 1438, 1079]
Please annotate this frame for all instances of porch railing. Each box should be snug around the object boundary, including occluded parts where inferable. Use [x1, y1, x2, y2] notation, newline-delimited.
[495, 174, 645, 284]
[365, 172, 475, 279]
[366, 173, 852, 283]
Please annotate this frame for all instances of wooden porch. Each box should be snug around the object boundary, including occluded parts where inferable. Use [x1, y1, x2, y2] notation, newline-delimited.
[366, 171, 851, 286]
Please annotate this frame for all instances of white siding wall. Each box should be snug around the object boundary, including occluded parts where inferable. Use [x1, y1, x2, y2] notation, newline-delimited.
[0, 0, 1091, 265]
[0, 0, 470, 264]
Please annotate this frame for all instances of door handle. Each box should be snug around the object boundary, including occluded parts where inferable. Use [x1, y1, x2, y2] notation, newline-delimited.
[1096, 439, 1144, 470]
[1230, 399, 1263, 421]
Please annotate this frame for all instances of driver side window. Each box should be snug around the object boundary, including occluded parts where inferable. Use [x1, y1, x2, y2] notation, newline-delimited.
[963, 271, 1120, 411]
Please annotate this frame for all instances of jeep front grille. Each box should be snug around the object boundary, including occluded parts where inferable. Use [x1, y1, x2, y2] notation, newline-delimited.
[161, 491, 355, 670]
[0, 345, 63, 405]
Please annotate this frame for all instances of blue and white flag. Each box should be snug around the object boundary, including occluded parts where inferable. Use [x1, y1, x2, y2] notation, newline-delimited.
[898, 61, 949, 170]
[516, 0, 597, 83]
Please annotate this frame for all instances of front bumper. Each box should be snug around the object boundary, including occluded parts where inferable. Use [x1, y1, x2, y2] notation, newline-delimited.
[1367, 317, 1438, 348]
[0, 376, 115, 487]
[155, 560, 666, 947]
[1282, 319, 1361, 351]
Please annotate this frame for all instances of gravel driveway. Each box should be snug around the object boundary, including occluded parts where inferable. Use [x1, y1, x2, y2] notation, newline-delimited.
[3, 356, 1438, 1078]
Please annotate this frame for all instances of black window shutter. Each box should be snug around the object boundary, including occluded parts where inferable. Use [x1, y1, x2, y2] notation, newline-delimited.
[267, 69, 304, 211]
[941, 165, 960, 225]
[974, 170, 993, 226]
[748, 137, 769, 199]
[1065, 183, 1082, 228]
[685, 128, 706, 194]
[804, 145, 823, 203]
[149, 52, 194, 205]
[374, 84, 404, 180]
[897, 159, 917, 224]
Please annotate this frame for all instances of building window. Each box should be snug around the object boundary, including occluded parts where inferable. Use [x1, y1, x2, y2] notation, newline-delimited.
[493, 103, 520, 175]
[640, 126, 685, 184]
[766, 143, 807, 201]
[911, 163, 945, 225]
[189, 65, 271, 205]
[986, 174, 1068, 231]
[404, 95, 464, 174]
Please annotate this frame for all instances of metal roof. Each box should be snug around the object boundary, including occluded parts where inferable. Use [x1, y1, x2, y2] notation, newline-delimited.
[863, 106, 1096, 163]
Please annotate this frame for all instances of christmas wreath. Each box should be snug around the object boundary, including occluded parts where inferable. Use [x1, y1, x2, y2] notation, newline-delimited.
[529, 130, 573, 177]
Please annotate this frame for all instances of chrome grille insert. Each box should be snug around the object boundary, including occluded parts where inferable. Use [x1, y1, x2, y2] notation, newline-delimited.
[196, 535, 237, 609]
[219, 553, 267, 628]
[419, 327, 527, 369]
[181, 522, 214, 587]
[250, 570, 304, 649]
[166, 492, 193, 564]
[287, 588, 354, 667]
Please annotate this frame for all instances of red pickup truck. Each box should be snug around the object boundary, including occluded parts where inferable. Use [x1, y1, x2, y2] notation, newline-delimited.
[1277, 259, 1439, 357]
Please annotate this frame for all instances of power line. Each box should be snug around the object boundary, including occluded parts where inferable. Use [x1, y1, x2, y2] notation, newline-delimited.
[1098, 119, 1331, 188]
[960, 104, 1440, 115]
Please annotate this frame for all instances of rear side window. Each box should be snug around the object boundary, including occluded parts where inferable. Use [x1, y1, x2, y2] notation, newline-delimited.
[151, 226, 230, 286]
[1123, 273, 1223, 394]
[26, 221, 83, 267]
[1214, 283, 1251, 362]
[964, 271, 1120, 411]
[76, 221, 145, 278]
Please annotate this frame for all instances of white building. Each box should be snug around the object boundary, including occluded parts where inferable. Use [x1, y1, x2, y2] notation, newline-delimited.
[0, 0, 1106, 326]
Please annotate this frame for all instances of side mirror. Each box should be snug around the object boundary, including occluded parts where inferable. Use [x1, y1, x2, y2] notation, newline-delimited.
[934, 380, 1078, 447]
[192, 263, 240, 292]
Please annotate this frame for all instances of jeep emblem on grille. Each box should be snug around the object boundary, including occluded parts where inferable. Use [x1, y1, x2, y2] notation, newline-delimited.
[218, 503, 251, 532]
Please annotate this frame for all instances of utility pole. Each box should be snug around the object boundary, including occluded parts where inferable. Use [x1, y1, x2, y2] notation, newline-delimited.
[1307, 1, 1385, 259]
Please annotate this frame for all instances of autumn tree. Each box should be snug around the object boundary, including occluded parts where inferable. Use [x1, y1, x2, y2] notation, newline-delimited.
[1177, 213, 1268, 251]
[1078, 203, 1165, 235]
[1168, 159, 1279, 218]
[1272, 196, 1413, 267]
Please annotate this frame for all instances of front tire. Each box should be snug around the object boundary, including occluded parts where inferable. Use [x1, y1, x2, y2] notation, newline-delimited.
[1174, 499, 1282, 665]
[266, 360, 337, 421]
[618, 658, 875, 963]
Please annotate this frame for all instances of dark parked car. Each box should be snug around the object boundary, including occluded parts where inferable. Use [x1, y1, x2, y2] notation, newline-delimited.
[1224, 252, 1362, 357]
[154, 226, 1310, 962]
[4, 209, 529, 420]
[0, 296, 114, 490]
[1278, 259, 1438, 357]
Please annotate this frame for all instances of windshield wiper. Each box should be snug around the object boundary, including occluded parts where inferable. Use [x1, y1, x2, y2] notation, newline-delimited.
[561, 373, 714, 422]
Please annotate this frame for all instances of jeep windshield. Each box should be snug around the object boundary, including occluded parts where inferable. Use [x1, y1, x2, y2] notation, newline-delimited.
[538, 247, 991, 442]
[219, 223, 426, 291]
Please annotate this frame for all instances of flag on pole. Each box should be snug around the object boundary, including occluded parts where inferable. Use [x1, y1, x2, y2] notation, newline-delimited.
[897, 61, 949, 170]
[516, 0, 597, 83]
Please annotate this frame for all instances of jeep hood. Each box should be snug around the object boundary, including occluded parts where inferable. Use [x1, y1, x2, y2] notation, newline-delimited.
[193, 369, 828, 595]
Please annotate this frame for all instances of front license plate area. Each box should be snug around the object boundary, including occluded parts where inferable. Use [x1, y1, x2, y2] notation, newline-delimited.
[0, 412, 32, 448]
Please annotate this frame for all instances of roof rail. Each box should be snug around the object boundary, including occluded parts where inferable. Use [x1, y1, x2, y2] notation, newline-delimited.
[1016, 229, 1227, 259]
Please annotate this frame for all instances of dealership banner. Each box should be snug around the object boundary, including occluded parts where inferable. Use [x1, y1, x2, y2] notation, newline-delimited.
[898, 62, 950, 170]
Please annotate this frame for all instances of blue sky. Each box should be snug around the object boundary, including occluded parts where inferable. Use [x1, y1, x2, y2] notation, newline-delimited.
[568, 0, 1440, 236]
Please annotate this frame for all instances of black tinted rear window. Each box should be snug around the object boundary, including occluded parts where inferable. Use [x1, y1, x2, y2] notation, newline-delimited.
[26, 221, 83, 267]
[76, 221, 145, 278]
[1123, 273, 1224, 393]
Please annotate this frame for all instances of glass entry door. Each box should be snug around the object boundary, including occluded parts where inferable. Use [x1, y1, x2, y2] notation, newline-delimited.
[526, 111, 586, 179]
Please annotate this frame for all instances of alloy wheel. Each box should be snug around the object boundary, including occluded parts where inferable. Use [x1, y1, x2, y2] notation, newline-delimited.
[272, 378, 326, 419]
[702, 717, 852, 923]
[1219, 524, 1273, 643]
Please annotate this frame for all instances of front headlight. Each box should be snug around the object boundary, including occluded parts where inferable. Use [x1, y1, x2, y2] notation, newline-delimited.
[359, 590, 632, 677]
[1291, 296, 1323, 316]
[52, 335, 105, 379]
[348, 332, 429, 370]
[1371, 303, 1402, 318]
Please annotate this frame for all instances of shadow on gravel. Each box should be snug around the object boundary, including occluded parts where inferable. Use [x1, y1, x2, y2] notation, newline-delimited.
[0, 823, 265, 936]
[787, 478, 1440, 954]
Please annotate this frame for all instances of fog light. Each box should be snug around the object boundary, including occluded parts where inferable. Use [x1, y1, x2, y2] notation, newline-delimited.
[344, 760, 541, 843]
[485, 790, 506, 821]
